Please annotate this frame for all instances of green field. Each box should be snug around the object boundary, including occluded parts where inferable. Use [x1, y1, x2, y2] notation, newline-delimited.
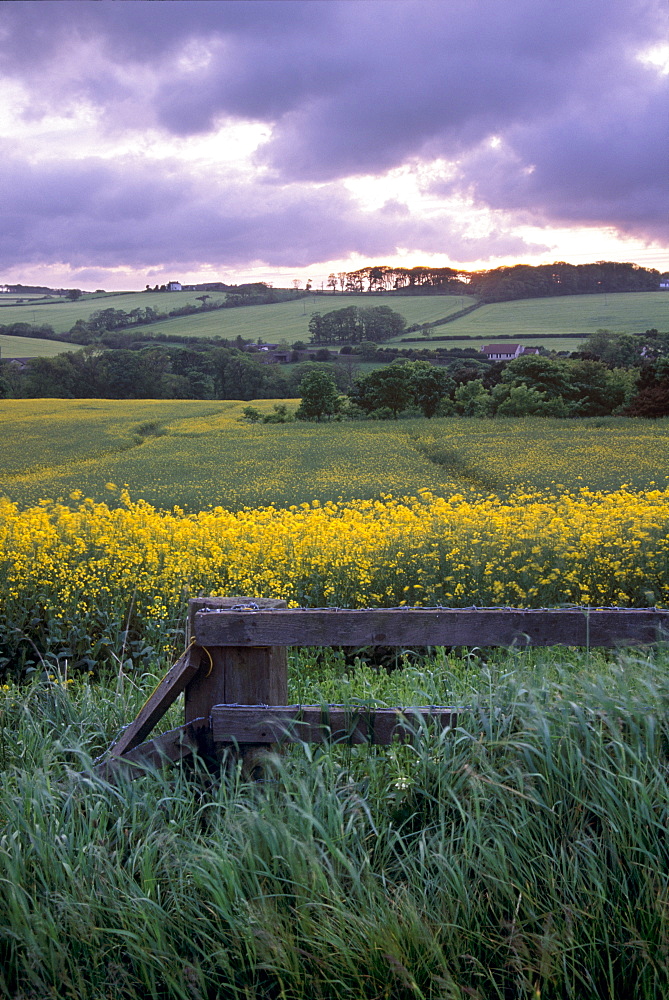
[2, 288, 667, 348]
[0, 290, 227, 334]
[0, 334, 75, 358]
[402, 291, 669, 342]
[0, 289, 472, 340]
[106, 292, 478, 343]
[2, 398, 668, 510]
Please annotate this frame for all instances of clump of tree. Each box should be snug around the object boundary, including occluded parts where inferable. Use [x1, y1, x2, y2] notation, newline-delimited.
[241, 404, 294, 424]
[308, 305, 406, 345]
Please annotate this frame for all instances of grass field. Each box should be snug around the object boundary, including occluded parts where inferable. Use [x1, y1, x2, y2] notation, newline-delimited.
[106, 292, 478, 343]
[2, 649, 669, 998]
[0, 334, 75, 358]
[0, 290, 472, 340]
[387, 291, 669, 343]
[2, 288, 667, 348]
[2, 400, 669, 510]
[0, 290, 227, 334]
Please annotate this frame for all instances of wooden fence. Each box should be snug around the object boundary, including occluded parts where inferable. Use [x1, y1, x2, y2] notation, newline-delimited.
[97, 597, 669, 781]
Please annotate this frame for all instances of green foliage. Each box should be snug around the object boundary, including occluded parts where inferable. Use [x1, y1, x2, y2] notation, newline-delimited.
[295, 369, 340, 422]
[493, 382, 571, 417]
[309, 304, 407, 345]
[2, 652, 669, 998]
[454, 378, 493, 416]
[469, 260, 660, 302]
[350, 363, 414, 418]
[261, 403, 294, 424]
[404, 360, 455, 418]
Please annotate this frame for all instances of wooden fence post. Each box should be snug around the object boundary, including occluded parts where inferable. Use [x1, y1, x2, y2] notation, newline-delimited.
[185, 597, 288, 770]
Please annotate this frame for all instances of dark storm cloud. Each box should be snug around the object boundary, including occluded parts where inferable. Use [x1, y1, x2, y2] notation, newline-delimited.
[0, 0, 666, 272]
[445, 69, 669, 244]
[0, 150, 541, 272]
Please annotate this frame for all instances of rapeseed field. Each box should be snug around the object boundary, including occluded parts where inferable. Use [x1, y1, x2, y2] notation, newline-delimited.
[2, 401, 669, 674]
[2, 486, 668, 676]
[2, 400, 669, 509]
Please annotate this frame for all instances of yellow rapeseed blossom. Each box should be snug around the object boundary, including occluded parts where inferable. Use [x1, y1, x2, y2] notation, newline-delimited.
[0, 488, 668, 639]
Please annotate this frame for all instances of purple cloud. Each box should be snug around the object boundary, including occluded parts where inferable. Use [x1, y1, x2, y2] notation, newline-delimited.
[0, 149, 544, 272]
[0, 0, 666, 276]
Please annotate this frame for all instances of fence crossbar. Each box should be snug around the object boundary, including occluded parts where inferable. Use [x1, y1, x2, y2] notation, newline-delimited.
[194, 607, 669, 649]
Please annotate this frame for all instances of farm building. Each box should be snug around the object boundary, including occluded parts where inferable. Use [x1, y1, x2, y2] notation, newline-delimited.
[482, 344, 540, 360]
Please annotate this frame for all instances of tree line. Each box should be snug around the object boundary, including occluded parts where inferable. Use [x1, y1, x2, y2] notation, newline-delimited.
[294, 329, 669, 421]
[0, 344, 354, 401]
[324, 261, 664, 301]
[3, 325, 669, 418]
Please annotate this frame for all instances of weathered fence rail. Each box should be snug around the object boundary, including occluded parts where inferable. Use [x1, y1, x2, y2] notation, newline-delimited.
[97, 599, 669, 781]
[193, 606, 669, 649]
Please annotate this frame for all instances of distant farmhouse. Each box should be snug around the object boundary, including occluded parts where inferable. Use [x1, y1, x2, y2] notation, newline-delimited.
[166, 281, 182, 291]
[482, 344, 540, 361]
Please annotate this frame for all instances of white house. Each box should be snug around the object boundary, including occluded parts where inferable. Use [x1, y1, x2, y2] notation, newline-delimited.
[166, 281, 182, 292]
[482, 343, 539, 361]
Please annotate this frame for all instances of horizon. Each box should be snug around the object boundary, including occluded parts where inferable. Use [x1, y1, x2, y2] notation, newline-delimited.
[3, 256, 668, 296]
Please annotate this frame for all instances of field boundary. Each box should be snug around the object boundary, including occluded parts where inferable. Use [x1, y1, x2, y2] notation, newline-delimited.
[97, 601, 669, 782]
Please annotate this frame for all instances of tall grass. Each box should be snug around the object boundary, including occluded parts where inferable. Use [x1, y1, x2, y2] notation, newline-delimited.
[2, 648, 669, 998]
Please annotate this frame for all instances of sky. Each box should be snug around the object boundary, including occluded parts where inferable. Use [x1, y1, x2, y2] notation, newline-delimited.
[1, 0, 668, 291]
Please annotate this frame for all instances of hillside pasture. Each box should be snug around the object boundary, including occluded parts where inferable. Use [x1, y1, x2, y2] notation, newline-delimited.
[0, 333, 76, 358]
[0, 290, 474, 341]
[387, 291, 669, 343]
[0, 290, 227, 334]
[122, 292, 478, 343]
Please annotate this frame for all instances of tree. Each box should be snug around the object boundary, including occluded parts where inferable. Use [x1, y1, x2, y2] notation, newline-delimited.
[580, 329, 644, 367]
[625, 360, 669, 417]
[359, 306, 406, 342]
[492, 383, 569, 417]
[308, 305, 406, 345]
[454, 380, 492, 417]
[568, 360, 629, 416]
[295, 369, 340, 421]
[405, 361, 454, 418]
[349, 364, 413, 418]
[501, 355, 573, 399]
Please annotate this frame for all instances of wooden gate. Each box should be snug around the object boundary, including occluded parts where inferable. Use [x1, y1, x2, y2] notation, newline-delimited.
[96, 598, 669, 780]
